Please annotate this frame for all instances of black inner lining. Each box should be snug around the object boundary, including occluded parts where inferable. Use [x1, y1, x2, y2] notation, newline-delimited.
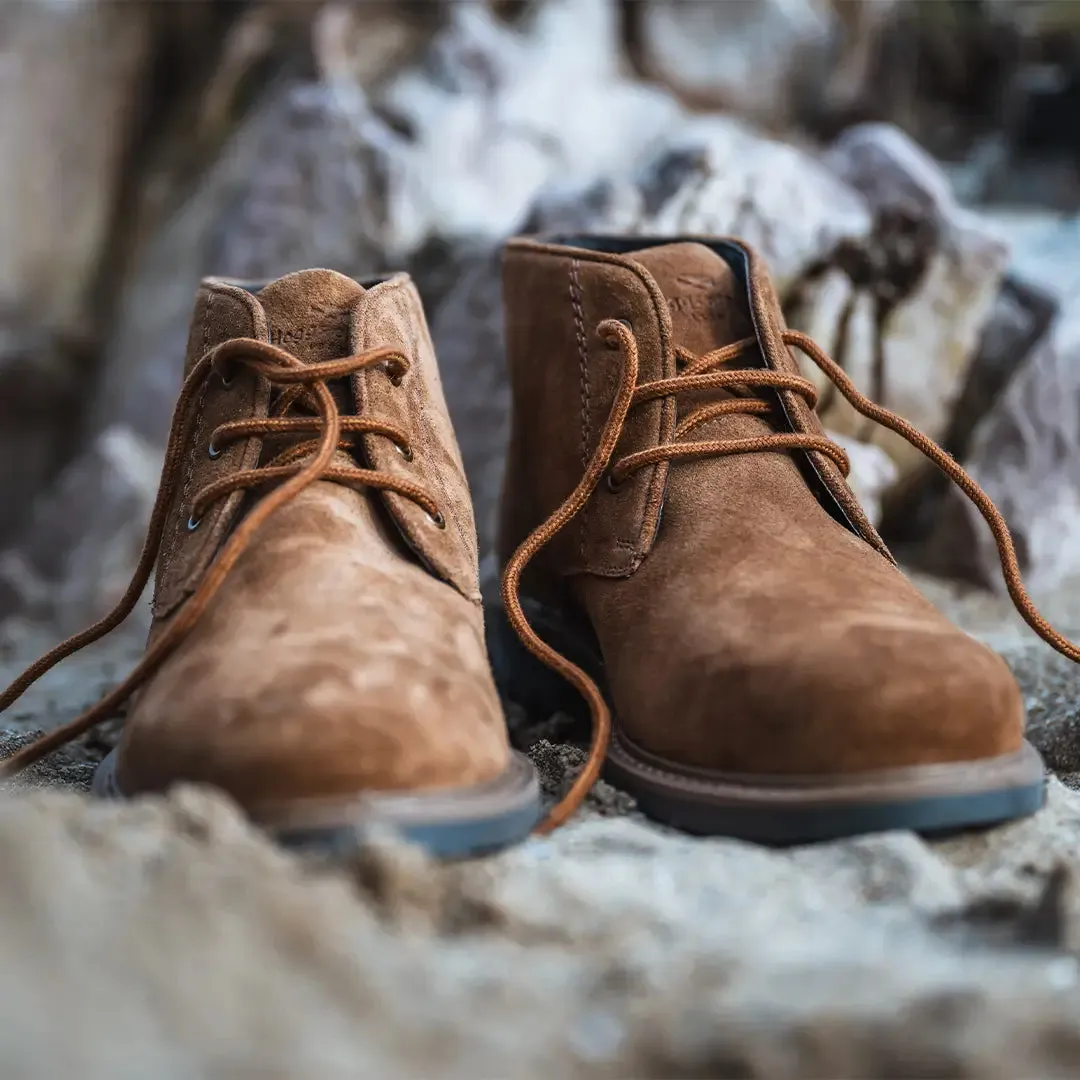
[546, 234, 750, 290]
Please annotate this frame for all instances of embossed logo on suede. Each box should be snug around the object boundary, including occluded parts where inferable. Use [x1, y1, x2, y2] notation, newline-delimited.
[667, 276, 738, 323]
[673, 274, 714, 291]
[269, 325, 312, 349]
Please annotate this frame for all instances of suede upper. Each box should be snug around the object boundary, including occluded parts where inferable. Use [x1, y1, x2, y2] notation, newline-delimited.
[499, 237, 1025, 776]
[117, 269, 509, 806]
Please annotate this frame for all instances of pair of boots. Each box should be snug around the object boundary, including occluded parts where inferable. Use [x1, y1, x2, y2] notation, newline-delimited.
[1, 235, 1073, 858]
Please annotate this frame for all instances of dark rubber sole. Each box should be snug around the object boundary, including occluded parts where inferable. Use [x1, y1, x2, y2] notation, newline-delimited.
[605, 730, 1046, 845]
[486, 599, 1048, 845]
[93, 748, 542, 861]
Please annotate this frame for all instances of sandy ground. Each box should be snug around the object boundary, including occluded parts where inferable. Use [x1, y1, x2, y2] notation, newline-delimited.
[0, 571, 1078, 1077]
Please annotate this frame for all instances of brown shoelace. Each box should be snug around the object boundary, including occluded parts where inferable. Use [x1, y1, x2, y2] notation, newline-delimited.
[504, 319, 1080, 835]
[0, 338, 441, 776]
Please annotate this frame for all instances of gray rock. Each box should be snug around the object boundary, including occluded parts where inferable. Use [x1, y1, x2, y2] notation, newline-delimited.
[634, 0, 838, 128]
[946, 274, 1059, 465]
[0, 0, 153, 552]
[1, 565, 1080, 1075]
[530, 114, 872, 292]
[0, 1, 152, 336]
[789, 123, 1010, 491]
[0, 316, 82, 547]
[927, 306, 1080, 597]
[891, 272, 1057, 561]
[11, 77, 404, 628]
[0, 774, 1072, 1077]
[377, 0, 682, 250]
[983, 212, 1080, 308]
[0, 426, 160, 634]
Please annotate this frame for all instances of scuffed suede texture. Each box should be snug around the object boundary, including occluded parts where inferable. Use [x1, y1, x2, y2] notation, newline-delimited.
[500, 237, 1024, 776]
[352, 277, 481, 603]
[117, 269, 509, 805]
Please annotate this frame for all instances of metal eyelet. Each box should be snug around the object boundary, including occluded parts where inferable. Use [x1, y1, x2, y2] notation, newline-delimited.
[605, 472, 624, 493]
[606, 318, 633, 348]
[428, 510, 446, 529]
[395, 442, 413, 462]
[218, 368, 234, 389]
[186, 514, 202, 531]
[208, 442, 221, 460]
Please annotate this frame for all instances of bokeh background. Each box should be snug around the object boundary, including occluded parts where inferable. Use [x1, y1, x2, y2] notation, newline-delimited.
[2, 0, 1080, 636]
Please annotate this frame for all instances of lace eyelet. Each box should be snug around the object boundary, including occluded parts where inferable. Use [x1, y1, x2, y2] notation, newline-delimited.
[217, 368, 234, 389]
[395, 442, 413, 462]
[428, 509, 446, 529]
[606, 318, 633, 349]
[207, 442, 221, 460]
[186, 514, 202, 531]
[605, 472, 624, 493]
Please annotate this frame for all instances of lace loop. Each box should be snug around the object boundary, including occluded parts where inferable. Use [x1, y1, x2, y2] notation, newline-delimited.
[0, 338, 438, 778]
[506, 322, 1080, 835]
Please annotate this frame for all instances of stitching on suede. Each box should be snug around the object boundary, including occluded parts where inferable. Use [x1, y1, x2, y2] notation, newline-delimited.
[570, 259, 590, 467]
[570, 259, 590, 563]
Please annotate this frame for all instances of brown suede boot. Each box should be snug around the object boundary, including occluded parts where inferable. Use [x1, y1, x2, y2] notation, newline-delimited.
[1, 269, 539, 858]
[494, 235, 1072, 843]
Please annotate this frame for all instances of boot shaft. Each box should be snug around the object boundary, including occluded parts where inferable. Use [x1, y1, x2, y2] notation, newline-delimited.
[155, 268, 481, 624]
[497, 235, 887, 592]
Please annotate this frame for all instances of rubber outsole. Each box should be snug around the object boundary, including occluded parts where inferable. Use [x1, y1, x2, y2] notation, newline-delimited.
[605, 730, 1046, 845]
[486, 599, 1048, 845]
[93, 748, 542, 861]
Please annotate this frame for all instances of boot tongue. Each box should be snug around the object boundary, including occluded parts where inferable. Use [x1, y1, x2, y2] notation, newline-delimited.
[628, 242, 755, 357]
[256, 269, 365, 363]
[254, 269, 366, 466]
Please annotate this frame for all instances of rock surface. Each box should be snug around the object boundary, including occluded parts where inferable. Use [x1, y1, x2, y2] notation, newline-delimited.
[379, 0, 682, 250]
[908, 212, 1080, 593]
[789, 124, 1010, 488]
[1, 570, 1080, 1076]
[0, 1, 152, 544]
[635, 0, 838, 128]
[0, 779, 1077, 1079]
[0, 426, 160, 633]
[0, 1, 152, 335]
[927, 306, 1080, 597]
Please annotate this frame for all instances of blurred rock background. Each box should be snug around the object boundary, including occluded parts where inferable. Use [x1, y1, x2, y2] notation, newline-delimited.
[6, 7, 1080, 1076]
[3, 0, 1080, 630]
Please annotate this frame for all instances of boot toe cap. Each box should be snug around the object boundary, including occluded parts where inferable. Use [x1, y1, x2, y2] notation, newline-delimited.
[613, 614, 1025, 777]
[114, 597, 510, 806]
